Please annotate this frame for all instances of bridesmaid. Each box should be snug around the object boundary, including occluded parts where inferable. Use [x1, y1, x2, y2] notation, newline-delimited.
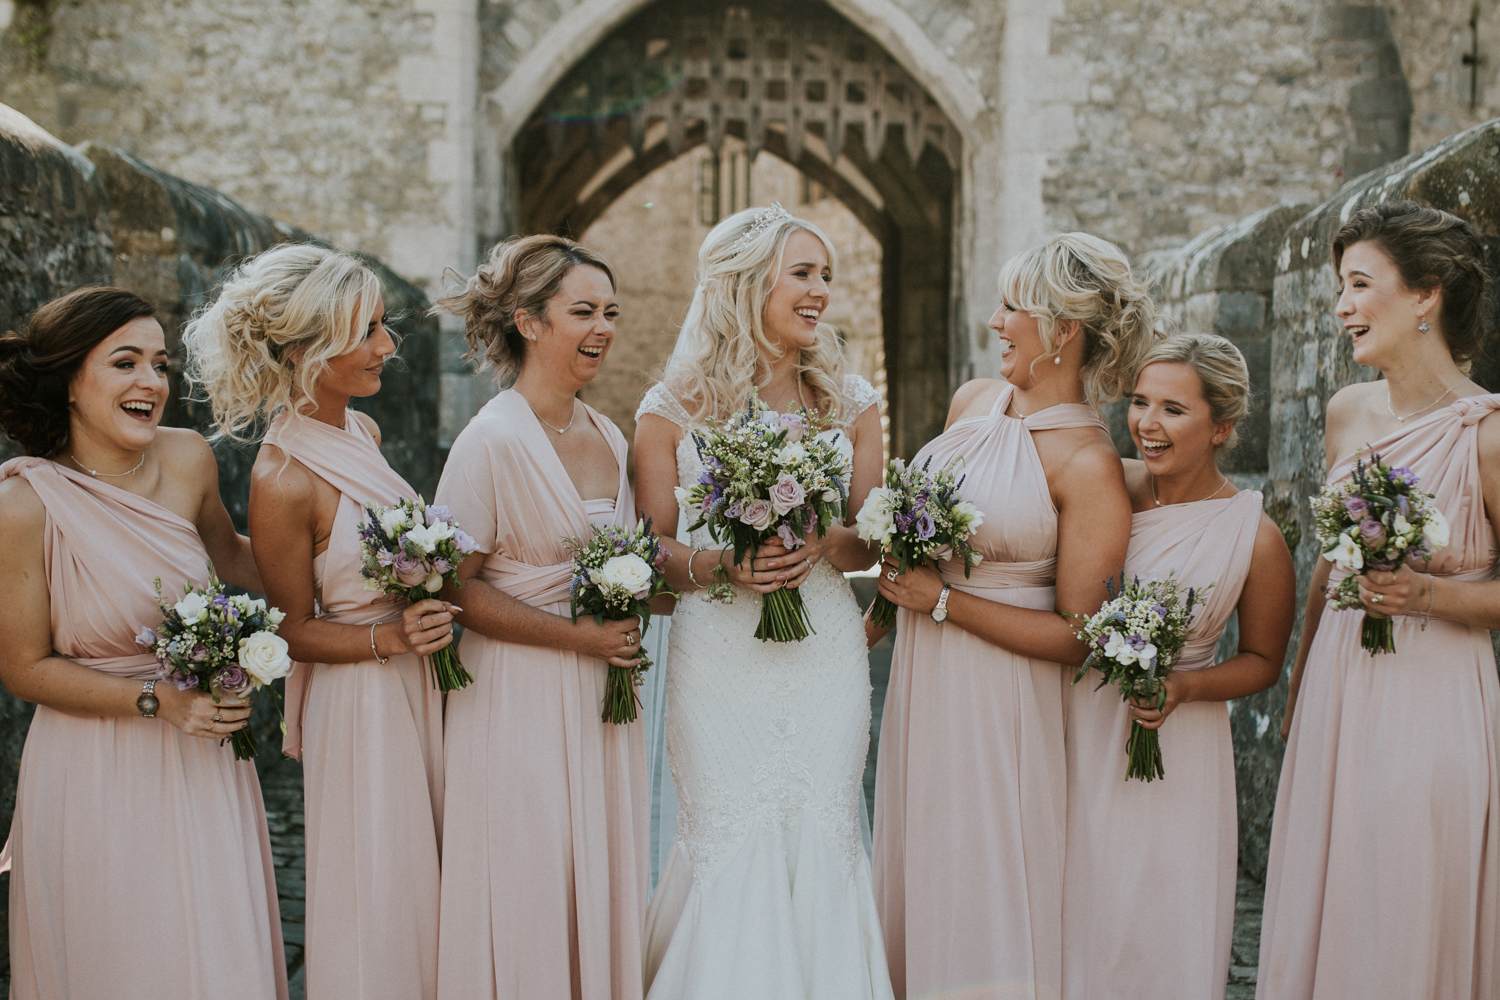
[1260, 204, 1500, 998]
[871, 233, 1157, 999]
[0, 287, 287, 999]
[432, 235, 649, 1000]
[1061, 334, 1294, 1000]
[185, 245, 454, 1000]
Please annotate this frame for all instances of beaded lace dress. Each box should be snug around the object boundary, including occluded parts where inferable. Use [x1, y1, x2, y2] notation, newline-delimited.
[636, 374, 894, 1000]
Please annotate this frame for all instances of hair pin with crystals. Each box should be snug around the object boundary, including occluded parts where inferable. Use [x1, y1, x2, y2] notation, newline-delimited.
[728, 202, 794, 257]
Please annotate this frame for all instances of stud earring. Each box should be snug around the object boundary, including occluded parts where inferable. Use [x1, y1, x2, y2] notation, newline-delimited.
[1418, 317, 1430, 333]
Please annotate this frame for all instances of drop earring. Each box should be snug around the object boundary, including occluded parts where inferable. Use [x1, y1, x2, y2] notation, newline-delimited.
[1418, 317, 1430, 333]
[1053, 354, 1062, 365]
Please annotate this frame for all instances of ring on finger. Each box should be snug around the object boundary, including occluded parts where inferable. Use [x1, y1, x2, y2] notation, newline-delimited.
[1371, 593, 1385, 604]
[212, 715, 222, 724]
[885, 570, 897, 582]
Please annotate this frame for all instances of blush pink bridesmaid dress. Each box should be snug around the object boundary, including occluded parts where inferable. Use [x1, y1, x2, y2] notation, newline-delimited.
[263, 411, 444, 1000]
[0, 457, 288, 1000]
[1062, 490, 1263, 1000]
[1258, 394, 1500, 1000]
[433, 390, 649, 1000]
[873, 382, 1105, 1000]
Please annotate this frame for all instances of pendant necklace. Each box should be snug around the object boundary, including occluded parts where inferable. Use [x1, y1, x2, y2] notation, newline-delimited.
[1386, 375, 1468, 423]
[69, 450, 146, 478]
[528, 397, 578, 435]
[1151, 473, 1229, 507]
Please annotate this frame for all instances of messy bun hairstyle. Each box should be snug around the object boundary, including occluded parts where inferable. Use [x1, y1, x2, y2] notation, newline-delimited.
[998, 232, 1162, 405]
[1332, 201, 1489, 369]
[434, 234, 615, 385]
[663, 204, 852, 423]
[1132, 333, 1251, 452]
[183, 243, 382, 441]
[0, 286, 157, 456]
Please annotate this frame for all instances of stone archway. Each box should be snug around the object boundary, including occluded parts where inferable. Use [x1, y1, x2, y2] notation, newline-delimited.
[505, 0, 960, 458]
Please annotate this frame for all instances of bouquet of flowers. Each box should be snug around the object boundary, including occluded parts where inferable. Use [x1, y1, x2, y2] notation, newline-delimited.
[566, 518, 677, 724]
[136, 567, 292, 761]
[358, 497, 479, 690]
[1067, 575, 1208, 782]
[676, 393, 849, 642]
[1310, 451, 1449, 654]
[855, 456, 985, 628]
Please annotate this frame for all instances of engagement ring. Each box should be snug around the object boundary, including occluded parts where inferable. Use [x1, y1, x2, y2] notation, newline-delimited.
[212, 715, 222, 724]
[885, 570, 897, 582]
[1372, 594, 1385, 604]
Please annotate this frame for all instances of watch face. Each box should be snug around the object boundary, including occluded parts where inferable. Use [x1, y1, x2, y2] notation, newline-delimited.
[931, 606, 948, 623]
[136, 693, 159, 717]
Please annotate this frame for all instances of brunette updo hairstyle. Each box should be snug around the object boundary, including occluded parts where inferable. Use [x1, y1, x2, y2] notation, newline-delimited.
[1332, 201, 1488, 368]
[0, 286, 157, 457]
[1131, 333, 1251, 452]
[998, 232, 1163, 405]
[434, 234, 615, 384]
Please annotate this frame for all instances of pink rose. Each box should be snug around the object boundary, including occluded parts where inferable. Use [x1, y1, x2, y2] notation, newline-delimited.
[741, 498, 775, 530]
[393, 552, 431, 588]
[769, 473, 806, 515]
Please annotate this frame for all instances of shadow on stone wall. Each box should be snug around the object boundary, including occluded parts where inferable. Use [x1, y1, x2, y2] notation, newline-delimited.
[0, 104, 440, 979]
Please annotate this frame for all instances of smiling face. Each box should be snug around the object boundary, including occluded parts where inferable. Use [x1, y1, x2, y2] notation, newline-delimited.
[1336, 240, 1438, 369]
[317, 294, 394, 401]
[762, 230, 831, 354]
[988, 299, 1052, 387]
[1128, 361, 1230, 478]
[517, 264, 618, 388]
[67, 316, 171, 457]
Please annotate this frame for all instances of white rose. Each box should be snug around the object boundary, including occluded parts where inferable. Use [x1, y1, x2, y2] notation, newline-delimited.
[595, 553, 655, 595]
[821, 488, 839, 502]
[266, 607, 286, 626]
[674, 486, 693, 510]
[1423, 508, 1451, 551]
[855, 488, 895, 542]
[404, 520, 455, 553]
[1325, 531, 1364, 572]
[239, 631, 293, 685]
[775, 442, 807, 465]
[953, 500, 984, 534]
[378, 507, 411, 537]
[174, 591, 210, 622]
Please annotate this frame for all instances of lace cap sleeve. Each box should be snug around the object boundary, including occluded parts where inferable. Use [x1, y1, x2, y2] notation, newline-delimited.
[636, 382, 693, 428]
[843, 374, 881, 420]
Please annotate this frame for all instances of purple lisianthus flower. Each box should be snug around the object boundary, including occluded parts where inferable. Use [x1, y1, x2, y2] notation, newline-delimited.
[1344, 495, 1369, 518]
[190, 643, 210, 662]
[213, 664, 253, 698]
[914, 512, 936, 540]
[1390, 466, 1418, 486]
[1359, 518, 1386, 549]
[425, 504, 452, 526]
[452, 529, 477, 553]
[135, 626, 157, 648]
[777, 522, 807, 549]
[376, 548, 395, 567]
[1127, 635, 1147, 650]
[726, 501, 743, 519]
[393, 551, 430, 588]
[1152, 604, 1167, 618]
[432, 557, 452, 576]
[166, 667, 199, 691]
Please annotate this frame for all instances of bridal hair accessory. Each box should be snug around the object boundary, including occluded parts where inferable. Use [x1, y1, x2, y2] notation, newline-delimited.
[728, 203, 794, 257]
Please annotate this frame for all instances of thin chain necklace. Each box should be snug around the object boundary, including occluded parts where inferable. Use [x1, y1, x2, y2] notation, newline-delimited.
[1386, 376, 1468, 423]
[69, 450, 146, 478]
[1151, 473, 1229, 507]
[526, 397, 578, 435]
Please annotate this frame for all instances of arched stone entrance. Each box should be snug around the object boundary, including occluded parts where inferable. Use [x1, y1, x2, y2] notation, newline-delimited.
[505, 0, 961, 458]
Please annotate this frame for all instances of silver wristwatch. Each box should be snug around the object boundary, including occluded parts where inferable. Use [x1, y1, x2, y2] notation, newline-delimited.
[931, 586, 952, 624]
[136, 679, 159, 718]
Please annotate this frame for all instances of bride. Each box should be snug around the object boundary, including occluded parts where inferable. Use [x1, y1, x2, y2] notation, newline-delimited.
[634, 203, 893, 999]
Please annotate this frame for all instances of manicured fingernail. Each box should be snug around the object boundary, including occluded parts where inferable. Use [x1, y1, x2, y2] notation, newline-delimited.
[450, 606, 463, 612]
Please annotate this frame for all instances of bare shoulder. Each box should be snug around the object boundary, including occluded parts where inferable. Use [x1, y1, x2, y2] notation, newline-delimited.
[1474, 403, 1500, 466]
[947, 378, 1003, 427]
[1121, 457, 1152, 508]
[1325, 381, 1382, 430]
[1255, 510, 1293, 561]
[154, 425, 221, 485]
[250, 440, 317, 507]
[0, 475, 45, 536]
[350, 409, 382, 446]
[634, 411, 684, 450]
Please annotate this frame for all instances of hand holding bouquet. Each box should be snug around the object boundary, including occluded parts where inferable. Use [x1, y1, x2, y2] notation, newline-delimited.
[1068, 575, 1207, 782]
[856, 456, 984, 628]
[137, 567, 292, 761]
[676, 393, 849, 642]
[359, 497, 479, 690]
[1310, 451, 1449, 654]
[566, 518, 677, 724]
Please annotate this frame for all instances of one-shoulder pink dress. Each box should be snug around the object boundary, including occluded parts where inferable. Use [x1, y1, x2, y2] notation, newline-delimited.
[0, 457, 288, 1000]
[1063, 490, 1263, 1000]
[434, 390, 649, 1000]
[263, 412, 444, 1000]
[1258, 394, 1500, 1000]
[873, 383, 1105, 1000]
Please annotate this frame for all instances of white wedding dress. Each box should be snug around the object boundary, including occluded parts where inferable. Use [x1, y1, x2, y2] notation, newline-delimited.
[636, 376, 894, 1000]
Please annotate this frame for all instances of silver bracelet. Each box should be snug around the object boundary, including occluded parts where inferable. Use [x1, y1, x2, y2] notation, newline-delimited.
[686, 545, 707, 589]
[370, 622, 389, 664]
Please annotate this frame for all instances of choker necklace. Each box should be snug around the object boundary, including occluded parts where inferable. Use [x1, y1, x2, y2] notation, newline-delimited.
[527, 397, 578, 435]
[69, 450, 146, 478]
[1386, 376, 1468, 423]
[1151, 473, 1228, 507]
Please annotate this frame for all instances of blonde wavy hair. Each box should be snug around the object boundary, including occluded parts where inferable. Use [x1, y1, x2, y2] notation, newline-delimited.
[183, 243, 382, 441]
[663, 205, 853, 423]
[1131, 333, 1250, 452]
[998, 232, 1162, 405]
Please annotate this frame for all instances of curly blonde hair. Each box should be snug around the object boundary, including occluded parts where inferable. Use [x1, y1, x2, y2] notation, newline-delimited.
[998, 232, 1162, 405]
[663, 205, 854, 423]
[1131, 333, 1251, 452]
[183, 244, 383, 441]
[433, 234, 615, 385]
